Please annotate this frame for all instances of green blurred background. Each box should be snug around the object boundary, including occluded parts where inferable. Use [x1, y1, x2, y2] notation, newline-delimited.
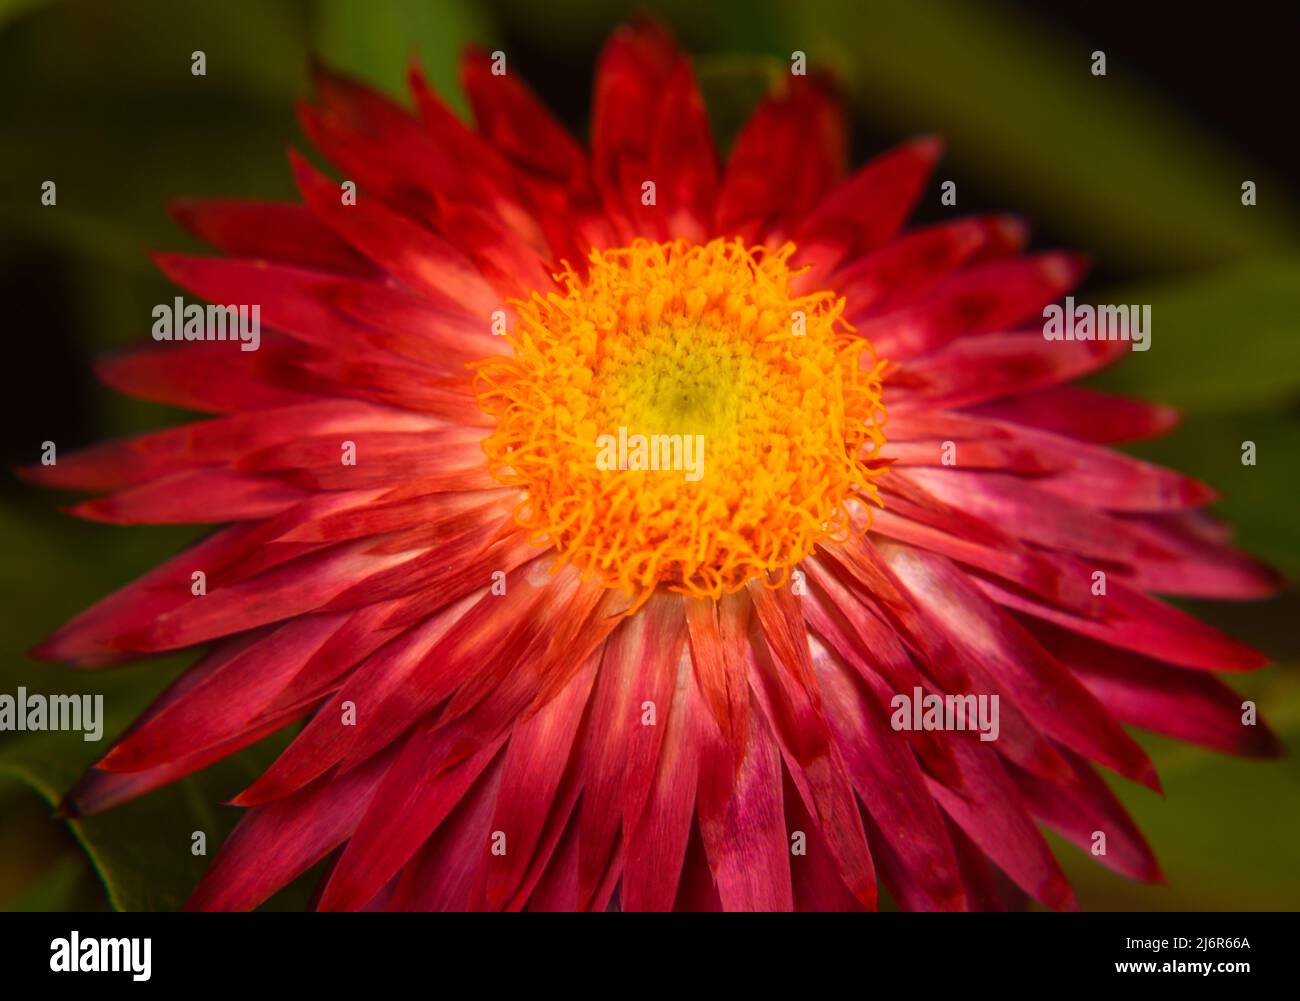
[1, 0, 1297, 910]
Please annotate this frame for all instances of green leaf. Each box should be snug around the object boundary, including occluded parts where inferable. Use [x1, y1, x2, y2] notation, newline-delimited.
[1089, 256, 1300, 414]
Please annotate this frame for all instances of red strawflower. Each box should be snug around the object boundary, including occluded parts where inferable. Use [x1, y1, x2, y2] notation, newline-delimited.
[30, 21, 1280, 911]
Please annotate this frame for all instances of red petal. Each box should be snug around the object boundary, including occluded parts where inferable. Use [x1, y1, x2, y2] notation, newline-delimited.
[117, 538, 426, 653]
[899, 467, 1162, 566]
[24, 399, 438, 494]
[68, 468, 307, 524]
[591, 21, 719, 241]
[621, 655, 703, 911]
[406, 64, 539, 244]
[592, 18, 679, 237]
[290, 151, 501, 316]
[856, 253, 1087, 357]
[926, 737, 1077, 911]
[696, 691, 794, 910]
[380, 749, 508, 911]
[235, 557, 562, 804]
[576, 594, 686, 907]
[317, 726, 506, 911]
[64, 708, 304, 816]
[1011, 752, 1163, 883]
[830, 213, 1023, 313]
[169, 198, 376, 275]
[979, 573, 1267, 671]
[649, 61, 720, 240]
[747, 585, 877, 908]
[33, 523, 260, 664]
[99, 615, 347, 773]
[1118, 512, 1281, 598]
[970, 385, 1180, 443]
[879, 543, 1159, 790]
[784, 767, 867, 911]
[813, 640, 966, 910]
[95, 338, 320, 414]
[1030, 620, 1282, 758]
[717, 75, 846, 242]
[461, 47, 590, 192]
[483, 656, 600, 908]
[185, 743, 398, 911]
[889, 332, 1131, 411]
[794, 137, 943, 282]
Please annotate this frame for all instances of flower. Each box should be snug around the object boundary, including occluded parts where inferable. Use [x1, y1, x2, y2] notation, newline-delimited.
[30, 20, 1280, 912]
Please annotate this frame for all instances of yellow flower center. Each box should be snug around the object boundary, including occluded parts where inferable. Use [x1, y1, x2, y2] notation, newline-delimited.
[472, 237, 887, 603]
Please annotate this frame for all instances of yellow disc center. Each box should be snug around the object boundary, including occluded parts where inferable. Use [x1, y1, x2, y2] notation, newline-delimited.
[472, 237, 887, 602]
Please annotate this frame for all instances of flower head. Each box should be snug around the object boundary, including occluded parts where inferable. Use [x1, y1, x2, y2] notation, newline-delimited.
[475, 236, 887, 602]
[31, 20, 1279, 911]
